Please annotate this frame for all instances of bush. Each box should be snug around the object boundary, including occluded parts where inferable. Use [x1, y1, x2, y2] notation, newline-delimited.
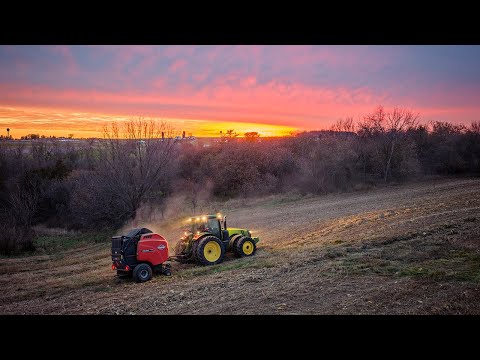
[0, 218, 35, 255]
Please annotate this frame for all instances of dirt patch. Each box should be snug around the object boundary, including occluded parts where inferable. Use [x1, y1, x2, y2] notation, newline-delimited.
[1, 177, 480, 314]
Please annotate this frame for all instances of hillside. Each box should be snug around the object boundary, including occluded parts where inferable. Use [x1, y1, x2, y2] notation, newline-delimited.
[1, 177, 479, 314]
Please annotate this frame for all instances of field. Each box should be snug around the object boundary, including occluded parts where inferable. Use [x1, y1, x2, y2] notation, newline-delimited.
[1, 177, 479, 314]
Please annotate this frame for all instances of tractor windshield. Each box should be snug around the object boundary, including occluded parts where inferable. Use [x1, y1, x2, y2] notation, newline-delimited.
[206, 218, 221, 237]
[186, 217, 221, 238]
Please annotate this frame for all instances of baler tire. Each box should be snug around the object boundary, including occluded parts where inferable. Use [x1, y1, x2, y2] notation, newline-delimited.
[133, 263, 153, 283]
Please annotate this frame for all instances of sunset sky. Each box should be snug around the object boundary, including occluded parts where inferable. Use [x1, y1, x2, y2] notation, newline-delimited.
[1, 45, 479, 138]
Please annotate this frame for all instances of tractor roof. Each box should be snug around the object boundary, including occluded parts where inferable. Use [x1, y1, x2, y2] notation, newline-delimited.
[187, 214, 222, 222]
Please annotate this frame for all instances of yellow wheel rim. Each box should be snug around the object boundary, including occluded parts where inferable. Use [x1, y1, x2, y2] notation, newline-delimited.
[242, 240, 254, 255]
[204, 241, 221, 262]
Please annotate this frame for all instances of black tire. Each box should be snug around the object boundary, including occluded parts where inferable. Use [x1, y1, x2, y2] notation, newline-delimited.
[234, 236, 257, 258]
[190, 240, 200, 263]
[133, 263, 152, 283]
[229, 234, 242, 252]
[195, 236, 226, 266]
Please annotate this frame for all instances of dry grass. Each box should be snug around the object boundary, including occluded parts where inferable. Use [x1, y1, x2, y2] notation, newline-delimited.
[1, 177, 480, 314]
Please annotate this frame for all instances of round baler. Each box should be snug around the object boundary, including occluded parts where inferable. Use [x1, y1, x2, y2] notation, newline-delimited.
[111, 227, 171, 282]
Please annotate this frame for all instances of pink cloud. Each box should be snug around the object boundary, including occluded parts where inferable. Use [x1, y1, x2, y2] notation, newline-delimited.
[152, 76, 167, 89]
[1, 75, 478, 130]
[241, 76, 257, 87]
[109, 46, 157, 74]
[163, 45, 196, 58]
[0, 81, 389, 128]
[169, 59, 187, 72]
[52, 45, 78, 76]
[193, 71, 209, 82]
[130, 55, 162, 78]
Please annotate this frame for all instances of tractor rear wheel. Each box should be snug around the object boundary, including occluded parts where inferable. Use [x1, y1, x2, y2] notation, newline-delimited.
[234, 236, 256, 257]
[133, 263, 153, 283]
[195, 236, 225, 266]
[190, 240, 200, 263]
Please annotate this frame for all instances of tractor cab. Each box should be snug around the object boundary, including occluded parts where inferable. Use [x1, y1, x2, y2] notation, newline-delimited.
[185, 214, 228, 242]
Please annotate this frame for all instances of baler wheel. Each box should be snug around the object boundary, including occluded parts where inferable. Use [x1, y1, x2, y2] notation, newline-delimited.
[133, 263, 153, 283]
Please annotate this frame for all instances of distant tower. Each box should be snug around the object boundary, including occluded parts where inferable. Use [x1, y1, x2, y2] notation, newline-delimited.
[182, 131, 185, 139]
[6, 128, 10, 138]
[161, 131, 164, 140]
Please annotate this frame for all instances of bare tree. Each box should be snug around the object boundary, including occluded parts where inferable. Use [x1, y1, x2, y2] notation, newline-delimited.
[182, 177, 203, 213]
[9, 179, 41, 229]
[100, 118, 177, 220]
[2, 176, 42, 252]
[470, 121, 480, 134]
[331, 117, 356, 132]
[383, 108, 419, 182]
[359, 106, 419, 182]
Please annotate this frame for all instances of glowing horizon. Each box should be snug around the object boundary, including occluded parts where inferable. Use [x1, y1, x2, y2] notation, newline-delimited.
[0, 106, 298, 139]
[1, 45, 479, 137]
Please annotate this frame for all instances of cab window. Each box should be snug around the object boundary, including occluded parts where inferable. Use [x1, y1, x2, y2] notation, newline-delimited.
[207, 218, 221, 237]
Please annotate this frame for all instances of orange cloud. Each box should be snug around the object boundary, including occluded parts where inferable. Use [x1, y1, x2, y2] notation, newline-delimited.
[0, 106, 297, 139]
[0, 82, 390, 129]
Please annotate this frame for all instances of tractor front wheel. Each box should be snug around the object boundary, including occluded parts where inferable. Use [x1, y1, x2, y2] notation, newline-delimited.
[234, 236, 256, 257]
[195, 236, 226, 266]
[133, 263, 153, 283]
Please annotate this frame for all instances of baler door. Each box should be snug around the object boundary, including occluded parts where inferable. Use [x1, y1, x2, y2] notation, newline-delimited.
[111, 236, 122, 261]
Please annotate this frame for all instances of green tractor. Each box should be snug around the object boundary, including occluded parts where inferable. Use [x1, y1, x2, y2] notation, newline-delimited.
[173, 213, 259, 265]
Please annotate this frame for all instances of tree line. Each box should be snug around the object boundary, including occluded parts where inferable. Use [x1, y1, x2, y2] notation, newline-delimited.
[0, 107, 479, 254]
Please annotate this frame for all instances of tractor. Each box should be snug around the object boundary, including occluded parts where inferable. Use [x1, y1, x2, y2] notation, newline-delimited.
[173, 213, 260, 265]
[111, 227, 172, 283]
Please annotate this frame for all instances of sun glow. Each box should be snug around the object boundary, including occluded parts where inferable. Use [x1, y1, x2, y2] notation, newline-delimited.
[0, 106, 298, 139]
